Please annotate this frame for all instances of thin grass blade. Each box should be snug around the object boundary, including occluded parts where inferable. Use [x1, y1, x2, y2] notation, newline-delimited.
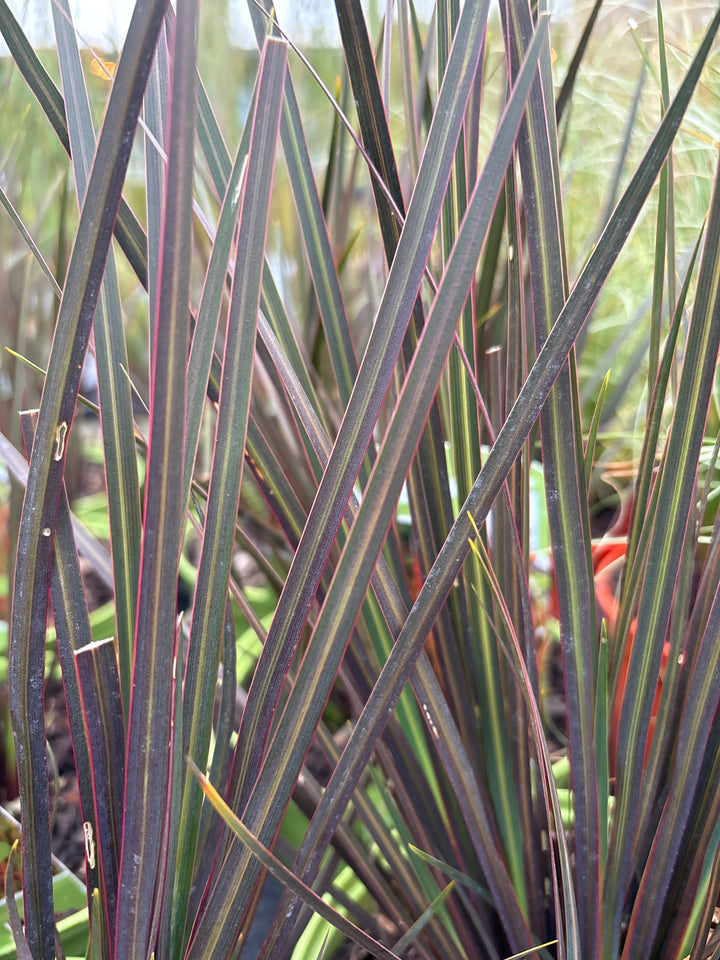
[337, 13, 719, 956]
[0, 430, 114, 590]
[52, 0, 142, 716]
[0, 188, 62, 298]
[248, 0, 358, 409]
[189, 2, 493, 952]
[143, 16, 170, 367]
[188, 761, 402, 960]
[165, 37, 287, 959]
[502, 2, 600, 952]
[218, 22, 549, 958]
[583, 371, 610, 491]
[224, 0, 490, 835]
[113, 1, 196, 956]
[8, 7, 167, 955]
[554, 0, 603, 124]
[75, 638, 125, 952]
[391, 882, 455, 955]
[607, 147, 720, 960]
[18, 411, 113, 946]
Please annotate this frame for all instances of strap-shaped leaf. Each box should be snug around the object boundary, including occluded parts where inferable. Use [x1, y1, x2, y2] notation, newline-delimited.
[503, 0, 598, 951]
[113, 1, 196, 956]
[18, 412, 112, 948]
[494, 151, 545, 931]
[258, 22, 550, 956]
[143, 18, 170, 365]
[334, 0, 462, 805]
[554, 0, 603, 123]
[191, 18, 545, 959]
[606, 146, 720, 959]
[189, 761, 402, 960]
[0, 188, 62, 297]
[190, 45, 334, 491]
[7, 3, 168, 956]
[164, 37, 287, 960]
[335, 0, 406, 260]
[184, 74, 257, 506]
[52, 0, 142, 716]
[224, 0, 490, 840]
[246, 0, 359, 412]
[265, 10, 718, 957]
[75, 638, 125, 951]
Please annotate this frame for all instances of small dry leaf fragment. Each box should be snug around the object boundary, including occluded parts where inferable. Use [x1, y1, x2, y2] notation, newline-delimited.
[89, 57, 116, 80]
[53, 421, 68, 461]
[83, 821, 96, 870]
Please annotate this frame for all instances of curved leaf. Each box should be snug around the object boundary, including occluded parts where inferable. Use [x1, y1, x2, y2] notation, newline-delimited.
[7, 3, 168, 955]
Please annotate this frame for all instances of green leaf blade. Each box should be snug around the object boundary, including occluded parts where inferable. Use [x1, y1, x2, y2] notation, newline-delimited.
[114, 2, 197, 956]
[52, 0, 142, 717]
[7, 3, 169, 955]
[165, 36, 288, 960]
[606, 145, 720, 960]
[503, 0, 598, 951]
[75, 638, 126, 952]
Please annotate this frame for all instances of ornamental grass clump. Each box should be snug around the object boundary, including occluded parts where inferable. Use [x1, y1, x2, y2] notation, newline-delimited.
[1, 0, 720, 958]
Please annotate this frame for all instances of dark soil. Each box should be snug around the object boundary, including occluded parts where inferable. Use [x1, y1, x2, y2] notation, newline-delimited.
[1, 677, 88, 881]
[46, 681, 88, 879]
